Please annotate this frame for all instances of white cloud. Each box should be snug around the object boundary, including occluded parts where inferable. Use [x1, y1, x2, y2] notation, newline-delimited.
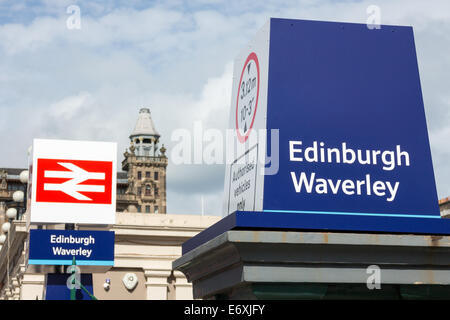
[48, 91, 92, 120]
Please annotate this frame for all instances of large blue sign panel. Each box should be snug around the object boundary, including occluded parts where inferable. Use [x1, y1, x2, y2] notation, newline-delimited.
[263, 18, 439, 220]
[29, 229, 114, 266]
[220, 18, 449, 236]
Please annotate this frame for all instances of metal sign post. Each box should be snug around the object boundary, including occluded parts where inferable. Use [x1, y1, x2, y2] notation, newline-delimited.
[69, 256, 97, 300]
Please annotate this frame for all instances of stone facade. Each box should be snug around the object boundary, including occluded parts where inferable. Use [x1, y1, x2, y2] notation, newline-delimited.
[118, 145, 168, 214]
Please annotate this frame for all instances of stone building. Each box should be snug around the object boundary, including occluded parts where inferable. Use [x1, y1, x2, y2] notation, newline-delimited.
[440, 197, 450, 217]
[0, 108, 220, 300]
[117, 107, 168, 214]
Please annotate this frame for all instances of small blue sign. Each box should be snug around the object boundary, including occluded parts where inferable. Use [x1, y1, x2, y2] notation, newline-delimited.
[29, 229, 115, 266]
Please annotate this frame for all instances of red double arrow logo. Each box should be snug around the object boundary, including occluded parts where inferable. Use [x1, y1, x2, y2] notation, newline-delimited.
[36, 159, 113, 204]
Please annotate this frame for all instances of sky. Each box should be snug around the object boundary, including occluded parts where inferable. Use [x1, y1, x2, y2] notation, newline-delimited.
[0, 0, 449, 216]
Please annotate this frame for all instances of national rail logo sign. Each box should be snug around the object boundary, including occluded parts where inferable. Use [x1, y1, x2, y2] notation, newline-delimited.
[236, 52, 260, 143]
[30, 139, 117, 225]
[36, 159, 113, 204]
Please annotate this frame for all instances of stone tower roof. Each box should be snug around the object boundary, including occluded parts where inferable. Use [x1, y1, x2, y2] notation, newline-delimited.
[130, 108, 160, 138]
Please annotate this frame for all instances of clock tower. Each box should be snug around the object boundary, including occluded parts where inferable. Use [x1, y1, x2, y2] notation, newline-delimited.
[121, 108, 167, 214]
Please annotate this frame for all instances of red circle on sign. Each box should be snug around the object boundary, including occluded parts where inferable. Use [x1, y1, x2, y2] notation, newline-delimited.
[235, 52, 260, 143]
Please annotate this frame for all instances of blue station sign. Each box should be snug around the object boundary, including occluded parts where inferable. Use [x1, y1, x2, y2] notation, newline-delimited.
[216, 17, 450, 245]
[29, 229, 115, 266]
[262, 18, 439, 218]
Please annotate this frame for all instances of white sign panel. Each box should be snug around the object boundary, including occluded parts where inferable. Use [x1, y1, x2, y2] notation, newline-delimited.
[227, 145, 259, 214]
[30, 138, 117, 225]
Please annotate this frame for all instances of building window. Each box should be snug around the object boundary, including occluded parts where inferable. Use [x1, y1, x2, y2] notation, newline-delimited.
[154, 172, 159, 180]
[137, 205, 141, 213]
[145, 205, 150, 213]
[137, 171, 142, 180]
[155, 188, 159, 196]
[154, 206, 159, 214]
[146, 171, 151, 178]
[145, 185, 151, 196]
[7, 184, 24, 191]
[137, 187, 142, 195]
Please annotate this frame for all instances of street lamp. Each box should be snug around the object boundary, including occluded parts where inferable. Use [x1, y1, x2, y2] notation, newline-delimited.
[0, 169, 29, 244]
[6, 208, 17, 220]
[1, 222, 10, 233]
[12, 191, 24, 204]
[19, 170, 29, 184]
[1, 170, 29, 222]
[0, 169, 29, 298]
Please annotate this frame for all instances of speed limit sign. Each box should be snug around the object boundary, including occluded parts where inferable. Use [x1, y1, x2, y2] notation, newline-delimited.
[235, 52, 260, 143]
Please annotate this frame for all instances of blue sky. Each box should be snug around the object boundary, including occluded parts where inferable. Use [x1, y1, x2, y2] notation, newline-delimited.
[0, 0, 449, 215]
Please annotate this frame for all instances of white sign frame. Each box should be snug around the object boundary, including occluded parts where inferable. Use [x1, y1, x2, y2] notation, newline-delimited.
[29, 138, 117, 225]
